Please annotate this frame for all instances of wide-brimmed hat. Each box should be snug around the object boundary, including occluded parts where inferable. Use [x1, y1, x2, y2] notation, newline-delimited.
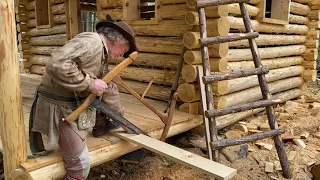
[96, 14, 138, 58]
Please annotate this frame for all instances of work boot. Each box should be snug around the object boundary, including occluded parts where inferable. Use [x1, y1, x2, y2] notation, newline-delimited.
[92, 120, 120, 137]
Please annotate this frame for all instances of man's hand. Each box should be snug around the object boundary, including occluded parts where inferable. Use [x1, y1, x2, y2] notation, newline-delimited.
[92, 79, 108, 96]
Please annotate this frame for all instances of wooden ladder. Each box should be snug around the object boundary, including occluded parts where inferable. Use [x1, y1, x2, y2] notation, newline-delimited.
[195, 0, 292, 178]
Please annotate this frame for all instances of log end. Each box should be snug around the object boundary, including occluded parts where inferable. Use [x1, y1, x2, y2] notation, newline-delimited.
[177, 83, 198, 102]
[210, 58, 228, 72]
[182, 64, 197, 82]
[185, 11, 199, 26]
[212, 80, 229, 95]
[184, 50, 202, 65]
[183, 32, 200, 49]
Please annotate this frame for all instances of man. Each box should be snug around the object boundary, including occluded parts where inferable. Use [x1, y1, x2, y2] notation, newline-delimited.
[30, 16, 138, 180]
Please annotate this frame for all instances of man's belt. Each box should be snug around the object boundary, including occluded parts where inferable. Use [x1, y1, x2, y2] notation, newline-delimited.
[37, 85, 77, 106]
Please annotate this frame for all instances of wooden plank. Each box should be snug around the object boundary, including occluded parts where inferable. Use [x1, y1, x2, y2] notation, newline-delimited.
[123, 0, 140, 20]
[271, 0, 290, 22]
[115, 133, 237, 180]
[65, 0, 81, 39]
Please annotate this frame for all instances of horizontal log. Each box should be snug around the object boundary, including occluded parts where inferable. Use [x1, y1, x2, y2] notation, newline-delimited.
[203, 67, 269, 83]
[303, 61, 317, 69]
[18, 43, 31, 51]
[182, 61, 229, 81]
[29, 55, 51, 66]
[302, 48, 318, 61]
[51, 3, 65, 15]
[229, 16, 309, 35]
[192, 17, 230, 36]
[25, 1, 35, 11]
[307, 10, 320, 20]
[306, 30, 320, 38]
[289, 14, 310, 25]
[160, 4, 190, 19]
[100, 9, 123, 20]
[26, 19, 36, 27]
[214, 77, 304, 109]
[227, 45, 307, 61]
[216, 66, 305, 95]
[17, 24, 30, 32]
[109, 65, 184, 86]
[228, 56, 304, 71]
[290, 2, 311, 16]
[191, 0, 249, 8]
[228, 3, 259, 16]
[30, 65, 46, 75]
[98, 0, 122, 8]
[212, 129, 285, 149]
[51, 0, 65, 5]
[135, 36, 183, 54]
[27, 24, 66, 36]
[185, 0, 261, 7]
[206, 99, 281, 118]
[27, 11, 35, 19]
[308, 0, 320, 6]
[292, 0, 310, 4]
[132, 20, 193, 37]
[308, 21, 320, 29]
[303, 70, 317, 81]
[53, 14, 66, 24]
[185, 57, 228, 72]
[160, 0, 186, 4]
[229, 34, 307, 47]
[201, 32, 259, 46]
[28, 34, 67, 46]
[304, 39, 319, 48]
[108, 53, 180, 69]
[117, 79, 170, 101]
[16, 14, 28, 22]
[28, 46, 61, 55]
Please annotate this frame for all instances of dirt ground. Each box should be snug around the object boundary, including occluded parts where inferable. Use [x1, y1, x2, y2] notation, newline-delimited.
[88, 81, 320, 180]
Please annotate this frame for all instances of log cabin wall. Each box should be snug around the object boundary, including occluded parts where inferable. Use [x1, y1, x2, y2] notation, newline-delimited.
[177, 0, 320, 115]
[17, 0, 67, 74]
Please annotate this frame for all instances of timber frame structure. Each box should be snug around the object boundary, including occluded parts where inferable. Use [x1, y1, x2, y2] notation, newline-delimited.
[0, 0, 319, 179]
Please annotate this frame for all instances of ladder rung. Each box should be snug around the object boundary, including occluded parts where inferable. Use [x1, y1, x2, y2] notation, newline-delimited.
[211, 129, 285, 149]
[205, 99, 281, 118]
[201, 32, 259, 47]
[197, 0, 249, 8]
[203, 67, 269, 83]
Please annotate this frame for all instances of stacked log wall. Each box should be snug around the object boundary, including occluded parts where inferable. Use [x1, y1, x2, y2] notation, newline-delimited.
[22, 0, 67, 74]
[178, 0, 318, 114]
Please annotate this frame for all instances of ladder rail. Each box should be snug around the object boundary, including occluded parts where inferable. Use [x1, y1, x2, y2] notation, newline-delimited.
[239, 3, 292, 178]
[198, 7, 220, 161]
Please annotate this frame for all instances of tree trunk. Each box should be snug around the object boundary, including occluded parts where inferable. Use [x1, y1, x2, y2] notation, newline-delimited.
[0, 1, 27, 179]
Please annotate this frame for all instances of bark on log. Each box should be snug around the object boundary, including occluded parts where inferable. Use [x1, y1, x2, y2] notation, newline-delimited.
[229, 16, 309, 35]
[214, 77, 304, 109]
[98, 0, 122, 8]
[307, 10, 320, 20]
[135, 36, 183, 54]
[289, 14, 310, 25]
[307, 30, 319, 38]
[303, 61, 317, 69]
[290, 2, 311, 16]
[28, 34, 67, 46]
[108, 53, 180, 69]
[117, 79, 171, 101]
[28, 46, 60, 55]
[305, 39, 319, 48]
[302, 48, 318, 61]
[109, 65, 184, 85]
[100, 9, 123, 20]
[192, 17, 230, 36]
[0, 1, 27, 179]
[227, 45, 307, 61]
[30, 65, 46, 75]
[27, 24, 66, 36]
[132, 20, 193, 37]
[51, 3, 65, 15]
[29, 55, 51, 66]
[308, 21, 320, 29]
[303, 70, 317, 81]
[212, 129, 285, 149]
[228, 56, 304, 71]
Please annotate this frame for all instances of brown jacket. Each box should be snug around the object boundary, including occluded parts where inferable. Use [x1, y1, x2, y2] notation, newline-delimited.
[32, 32, 124, 147]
